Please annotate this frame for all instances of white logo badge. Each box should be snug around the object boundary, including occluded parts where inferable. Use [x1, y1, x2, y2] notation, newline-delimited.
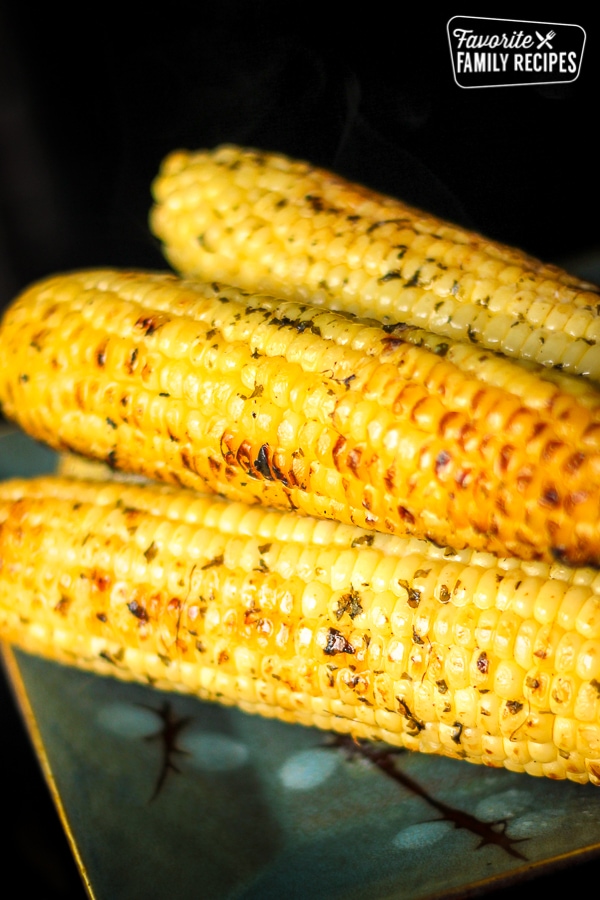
[447, 17, 585, 88]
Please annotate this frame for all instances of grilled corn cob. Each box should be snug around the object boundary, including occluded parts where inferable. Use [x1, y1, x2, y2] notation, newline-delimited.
[150, 145, 600, 381]
[3, 269, 600, 566]
[3, 473, 600, 784]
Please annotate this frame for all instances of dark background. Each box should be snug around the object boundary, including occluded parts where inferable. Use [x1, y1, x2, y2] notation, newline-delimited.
[0, 4, 598, 897]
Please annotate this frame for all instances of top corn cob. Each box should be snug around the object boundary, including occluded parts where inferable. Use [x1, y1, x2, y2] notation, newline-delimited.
[150, 145, 600, 381]
[3, 269, 600, 567]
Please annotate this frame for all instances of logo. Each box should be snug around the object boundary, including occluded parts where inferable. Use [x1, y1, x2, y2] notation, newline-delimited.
[447, 17, 585, 88]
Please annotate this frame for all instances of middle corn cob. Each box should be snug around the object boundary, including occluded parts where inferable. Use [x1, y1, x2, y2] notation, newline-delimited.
[3, 269, 600, 566]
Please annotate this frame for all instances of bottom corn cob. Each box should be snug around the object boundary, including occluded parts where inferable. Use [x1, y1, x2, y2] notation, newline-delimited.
[3, 475, 600, 784]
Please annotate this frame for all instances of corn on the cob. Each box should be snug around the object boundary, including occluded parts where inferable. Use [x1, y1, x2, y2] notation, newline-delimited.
[3, 473, 600, 784]
[150, 145, 600, 381]
[4, 269, 600, 567]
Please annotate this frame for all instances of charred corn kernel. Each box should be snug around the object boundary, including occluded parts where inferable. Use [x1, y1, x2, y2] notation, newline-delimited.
[5, 478, 600, 782]
[5, 276, 600, 567]
[150, 145, 600, 380]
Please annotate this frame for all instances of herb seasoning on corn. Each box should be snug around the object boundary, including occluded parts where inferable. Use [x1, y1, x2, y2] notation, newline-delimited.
[150, 145, 600, 381]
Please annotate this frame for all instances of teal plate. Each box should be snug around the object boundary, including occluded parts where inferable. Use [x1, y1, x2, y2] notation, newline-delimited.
[2, 429, 600, 899]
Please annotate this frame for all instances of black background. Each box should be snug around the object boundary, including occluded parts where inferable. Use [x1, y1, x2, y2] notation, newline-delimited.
[0, 4, 599, 897]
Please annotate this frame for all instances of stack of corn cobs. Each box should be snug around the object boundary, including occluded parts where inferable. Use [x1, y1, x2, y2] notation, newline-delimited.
[3, 146, 600, 784]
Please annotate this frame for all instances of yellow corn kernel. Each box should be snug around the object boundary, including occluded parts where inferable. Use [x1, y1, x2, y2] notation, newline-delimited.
[150, 145, 600, 380]
[550, 674, 576, 717]
[481, 734, 505, 763]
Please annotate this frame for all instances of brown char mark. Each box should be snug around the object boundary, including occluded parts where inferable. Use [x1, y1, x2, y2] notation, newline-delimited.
[397, 505, 415, 525]
[324, 628, 355, 656]
[366, 218, 411, 235]
[252, 444, 294, 487]
[135, 314, 168, 337]
[128, 599, 149, 622]
[220, 432, 295, 487]
[96, 341, 108, 367]
[253, 444, 273, 480]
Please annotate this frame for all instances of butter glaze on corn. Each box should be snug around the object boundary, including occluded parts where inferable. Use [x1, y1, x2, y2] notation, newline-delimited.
[3, 475, 600, 783]
[150, 145, 600, 380]
[4, 270, 600, 565]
